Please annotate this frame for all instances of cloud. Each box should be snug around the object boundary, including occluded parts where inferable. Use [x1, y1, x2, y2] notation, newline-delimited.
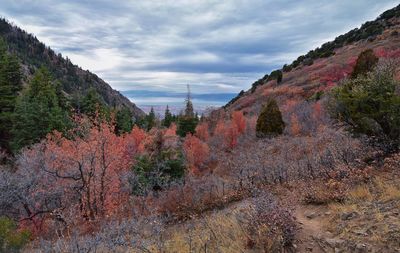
[1, 0, 399, 106]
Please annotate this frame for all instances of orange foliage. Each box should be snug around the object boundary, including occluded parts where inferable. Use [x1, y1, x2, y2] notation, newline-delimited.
[232, 111, 246, 134]
[183, 134, 210, 174]
[214, 120, 240, 149]
[290, 114, 301, 136]
[195, 122, 210, 141]
[43, 121, 145, 220]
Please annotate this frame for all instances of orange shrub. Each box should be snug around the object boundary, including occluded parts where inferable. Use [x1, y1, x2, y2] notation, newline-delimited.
[232, 111, 246, 134]
[195, 122, 210, 141]
[183, 134, 210, 174]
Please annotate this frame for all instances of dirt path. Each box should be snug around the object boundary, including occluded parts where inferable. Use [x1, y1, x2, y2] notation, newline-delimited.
[294, 205, 333, 253]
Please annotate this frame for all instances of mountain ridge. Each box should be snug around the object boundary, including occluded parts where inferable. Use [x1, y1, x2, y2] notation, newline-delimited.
[223, 4, 400, 113]
[0, 18, 145, 118]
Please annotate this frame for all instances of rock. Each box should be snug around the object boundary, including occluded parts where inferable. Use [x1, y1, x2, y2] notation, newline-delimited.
[353, 229, 368, 236]
[325, 238, 345, 248]
[355, 243, 368, 252]
[325, 211, 332, 216]
[341, 211, 358, 220]
[306, 211, 318, 219]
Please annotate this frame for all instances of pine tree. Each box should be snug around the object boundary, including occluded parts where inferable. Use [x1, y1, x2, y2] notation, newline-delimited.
[162, 105, 173, 127]
[146, 107, 156, 131]
[256, 99, 285, 138]
[0, 38, 22, 153]
[351, 49, 379, 79]
[81, 88, 108, 117]
[177, 85, 198, 137]
[184, 84, 194, 118]
[116, 107, 133, 134]
[12, 67, 70, 151]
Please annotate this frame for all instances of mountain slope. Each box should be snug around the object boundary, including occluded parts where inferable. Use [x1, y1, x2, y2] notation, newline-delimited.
[0, 18, 145, 118]
[223, 4, 400, 115]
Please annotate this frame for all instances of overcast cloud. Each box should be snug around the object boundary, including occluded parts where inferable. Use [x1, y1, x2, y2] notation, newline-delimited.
[0, 0, 398, 108]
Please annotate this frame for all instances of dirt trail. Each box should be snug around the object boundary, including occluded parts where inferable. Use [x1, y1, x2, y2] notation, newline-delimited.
[294, 205, 333, 253]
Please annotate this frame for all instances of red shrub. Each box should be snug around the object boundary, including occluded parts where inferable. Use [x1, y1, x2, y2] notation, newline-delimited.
[183, 134, 210, 174]
[232, 111, 246, 134]
[195, 122, 210, 141]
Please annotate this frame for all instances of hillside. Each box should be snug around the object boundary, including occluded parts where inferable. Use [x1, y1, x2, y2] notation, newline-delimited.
[0, 3, 399, 253]
[223, 4, 400, 116]
[0, 18, 145, 118]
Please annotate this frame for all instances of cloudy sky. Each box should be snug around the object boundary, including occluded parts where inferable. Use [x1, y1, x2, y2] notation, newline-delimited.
[0, 0, 398, 111]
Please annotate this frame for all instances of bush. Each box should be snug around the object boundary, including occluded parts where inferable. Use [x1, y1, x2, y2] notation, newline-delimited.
[256, 99, 285, 137]
[329, 61, 400, 151]
[350, 49, 379, 78]
[268, 70, 283, 84]
[0, 217, 30, 253]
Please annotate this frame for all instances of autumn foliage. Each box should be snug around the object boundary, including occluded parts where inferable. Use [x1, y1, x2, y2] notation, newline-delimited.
[232, 111, 246, 134]
[183, 134, 210, 174]
[195, 122, 209, 141]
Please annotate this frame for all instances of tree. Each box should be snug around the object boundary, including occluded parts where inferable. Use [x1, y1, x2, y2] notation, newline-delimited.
[115, 107, 133, 134]
[330, 61, 400, 151]
[177, 85, 198, 137]
[81, 88, 109, 119]
[351, 49, 379, 79]
[232, 111, 246, 134]
[214, 120, 239, 149]
[195, 122, 209, 142]
[146, 107, 156, 131]
[268, 70, 283, 84]
[162, 105, 173, 128]
[12, 67, 70, 151]
[184, 84, 194, 118]
[256, 99, 285, 137]
[183, 134, 209, 174]
[0, 38, 22, 153]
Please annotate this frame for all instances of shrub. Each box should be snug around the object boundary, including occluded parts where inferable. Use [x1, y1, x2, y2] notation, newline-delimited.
[183, 134, 209, 174]
[268, 70, 283, 84]
[256, 99, 285, 137]
[350, 49, 379, 79]
[0, 216, 30, 252]
[329, 61, 400, 151]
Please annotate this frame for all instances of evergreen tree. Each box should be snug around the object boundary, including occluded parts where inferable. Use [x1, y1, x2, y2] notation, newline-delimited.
[162, 105, 173, 127]
[146, 107, 156, 131]
[256, 99, 285, 138]
[81, 88, 108, 117]
[351, 49, 379, 79]
[115, 107, 133, 134]
[177, 85, 198, 137]
[0, 38, 22, 153]
[12, 67, 70, 151]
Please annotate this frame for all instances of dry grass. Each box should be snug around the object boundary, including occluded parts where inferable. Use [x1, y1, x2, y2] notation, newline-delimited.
[374, 177, 400, 201]
[349, 185, 373, 202]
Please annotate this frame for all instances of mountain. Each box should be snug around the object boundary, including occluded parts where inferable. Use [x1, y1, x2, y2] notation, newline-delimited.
[0, 18, 145, 118]
[223, 4, 400, 115]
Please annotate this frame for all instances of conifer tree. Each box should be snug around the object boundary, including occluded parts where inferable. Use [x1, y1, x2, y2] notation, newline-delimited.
[162, 105, 173, 127]
[146, 107, 156, 131]
[177, 85, 198, 137]
[256, 99, 285, 137]
[0, 38, 22, 153]
[12, 67, 70, 151]
[116, 107, 133, 134]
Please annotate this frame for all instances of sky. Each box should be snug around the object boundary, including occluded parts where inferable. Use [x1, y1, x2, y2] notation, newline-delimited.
[0, 0, 399, 112]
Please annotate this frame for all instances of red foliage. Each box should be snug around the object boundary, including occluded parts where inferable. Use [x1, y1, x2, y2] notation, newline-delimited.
[41, 121, 146, 220]
[375, 47, 400, 59]
[183, 134, 210, 174]
[195, 122, 210, 141]
[214, 120, 239, 149]
[312, 101, 323, 122]
[232, 111, 246, 134]
[290, 114, 301, 136]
